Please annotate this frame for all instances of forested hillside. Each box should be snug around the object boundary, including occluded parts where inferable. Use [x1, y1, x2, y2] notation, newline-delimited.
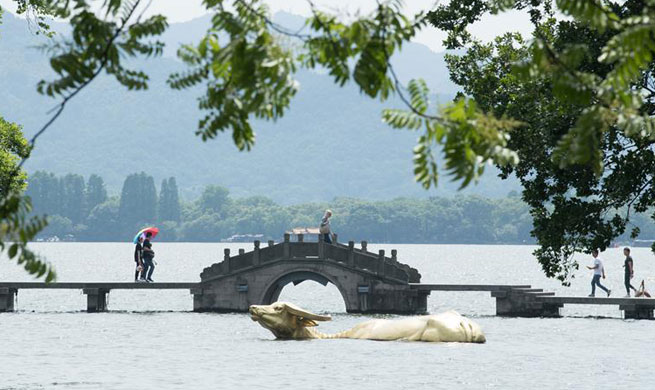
[0, 11, 521, 203]
[25, 171, 534, 243]
[26, 171, 655, 244]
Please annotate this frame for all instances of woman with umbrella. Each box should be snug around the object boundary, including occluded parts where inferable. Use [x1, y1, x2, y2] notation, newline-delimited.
[134, 227, 158, 282]
[134, 234, 144, 282]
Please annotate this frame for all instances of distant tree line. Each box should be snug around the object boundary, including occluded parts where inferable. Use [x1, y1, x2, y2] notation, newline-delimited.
[24, 171, 655, 244]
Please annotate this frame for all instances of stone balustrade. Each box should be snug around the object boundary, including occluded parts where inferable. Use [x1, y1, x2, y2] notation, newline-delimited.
[200, 234, 420, 284]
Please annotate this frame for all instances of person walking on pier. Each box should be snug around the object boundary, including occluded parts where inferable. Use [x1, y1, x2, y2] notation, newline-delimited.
[586, 249, 611, 297]
[319, 209, 333, 244]
[141, 232, 156, 282]
[134, 234, 144, 282]
[623, 247, 637, 297]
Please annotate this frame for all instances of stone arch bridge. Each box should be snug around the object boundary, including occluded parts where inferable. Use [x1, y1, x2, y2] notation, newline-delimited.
[193, 234, 428, 313]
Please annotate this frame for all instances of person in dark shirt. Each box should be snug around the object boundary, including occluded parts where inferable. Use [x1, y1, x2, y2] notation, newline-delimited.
[623, 247, 637, 297]
[141, 232, 156, 282]
[134, 235, 144, 282]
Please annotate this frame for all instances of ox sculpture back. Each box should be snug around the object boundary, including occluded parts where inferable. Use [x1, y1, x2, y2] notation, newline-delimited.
[249, 302, 486, 343]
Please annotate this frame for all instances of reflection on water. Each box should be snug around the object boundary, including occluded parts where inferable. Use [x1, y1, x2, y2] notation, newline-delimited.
[1, 243, 652, 388]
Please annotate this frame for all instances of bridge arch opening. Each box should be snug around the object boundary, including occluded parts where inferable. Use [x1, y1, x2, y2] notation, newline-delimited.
[264, 271, 347, 313]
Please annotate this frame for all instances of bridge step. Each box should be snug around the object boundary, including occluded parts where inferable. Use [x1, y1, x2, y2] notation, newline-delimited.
[490, 290, 553, 298]
[524, 291, 556, 296]
[510, 288, 543, 293]
[409, 284, 531, 291]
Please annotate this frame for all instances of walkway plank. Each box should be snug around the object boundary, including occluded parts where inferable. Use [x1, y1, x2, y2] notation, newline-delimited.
[0, 282, 200, 289]
[538, 296, 655, 306]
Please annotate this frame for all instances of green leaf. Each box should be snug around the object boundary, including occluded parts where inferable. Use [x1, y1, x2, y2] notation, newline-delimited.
[7, 243, 18, 259]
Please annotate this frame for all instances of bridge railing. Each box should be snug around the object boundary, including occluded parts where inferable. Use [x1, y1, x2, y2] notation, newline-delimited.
[200, 234, 421, 283]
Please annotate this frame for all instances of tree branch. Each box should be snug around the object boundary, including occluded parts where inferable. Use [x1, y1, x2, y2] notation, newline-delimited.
[16, 0, 143, 171]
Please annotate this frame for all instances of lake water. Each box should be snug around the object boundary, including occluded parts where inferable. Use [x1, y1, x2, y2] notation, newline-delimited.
[1, 243, 653, 389]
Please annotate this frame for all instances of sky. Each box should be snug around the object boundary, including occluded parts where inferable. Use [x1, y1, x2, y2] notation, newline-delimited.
[0, 0, 535, 52]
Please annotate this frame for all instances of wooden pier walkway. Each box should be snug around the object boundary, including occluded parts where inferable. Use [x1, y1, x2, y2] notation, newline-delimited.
[537, 296, 655, 319]
[1, 235, 653, 319]
[412, 283, 655, 319]
[0, 282, 199, 312]
[1, 281, 654, 318]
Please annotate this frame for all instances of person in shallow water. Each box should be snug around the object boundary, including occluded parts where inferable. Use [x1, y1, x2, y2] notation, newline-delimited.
[319, 209, 334, 244]
[622, 247, 637, 297]
[586, 249, 611, 297]
[134, 234, 144, 282]
[141, 232, 155, 282]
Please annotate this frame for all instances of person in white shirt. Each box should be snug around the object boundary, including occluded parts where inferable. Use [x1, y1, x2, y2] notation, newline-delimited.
[319, 209, 333, 244]
[586, 249, 611, 297]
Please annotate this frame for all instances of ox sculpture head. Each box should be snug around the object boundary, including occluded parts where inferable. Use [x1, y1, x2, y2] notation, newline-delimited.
[249, 302, 331, 339]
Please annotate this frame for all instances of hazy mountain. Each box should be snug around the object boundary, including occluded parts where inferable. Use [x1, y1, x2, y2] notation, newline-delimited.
[0, 11, 520, 203]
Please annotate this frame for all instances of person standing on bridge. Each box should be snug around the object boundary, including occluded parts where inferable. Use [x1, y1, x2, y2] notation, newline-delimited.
[586, 249, 611, 297]
[319, 209, 334, 244]
[623, 247, 637, 297]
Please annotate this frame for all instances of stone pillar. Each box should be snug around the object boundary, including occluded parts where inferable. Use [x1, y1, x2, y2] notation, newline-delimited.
[332, 233, 338, 244]
[492, 289, 561, 318]
[621, 305, 654, 320]
[318, 233, 324, 259]
[224, 248, 231, 273]
[297, 234, 304, 242]
[253, 240, 260, 266]
[361, 241, 367, 252]
[191, 287, 203, 312]
[349, 284, 428, 314]
[283, 233, 290, 258]
[239, 248, 245, 255]
[347, 241, 355, 267]
[268, 240, 274, 247]
[357, 285, 370, 313]
[391, 249, 397, 263]
[83, 288, 109, 312]
[377, 250, 386, 276]
[0, 287, 17, 312]
[541, 303, 563, 317]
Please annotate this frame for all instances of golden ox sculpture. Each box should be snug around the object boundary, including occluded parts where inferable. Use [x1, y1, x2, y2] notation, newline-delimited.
[249, 302, 486, 343]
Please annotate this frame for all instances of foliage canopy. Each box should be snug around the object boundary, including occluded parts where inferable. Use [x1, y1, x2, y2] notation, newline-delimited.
[430, 0, 655, 283]
[2, 0, 655, 284]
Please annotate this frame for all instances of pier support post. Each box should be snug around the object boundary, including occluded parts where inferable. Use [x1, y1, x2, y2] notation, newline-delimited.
[621, 305, 654, 320]
[0, 287, 17, 312]
[83, 288, 109, 312]
[191, 287, 203, 312]
[492, 289, 561, 318]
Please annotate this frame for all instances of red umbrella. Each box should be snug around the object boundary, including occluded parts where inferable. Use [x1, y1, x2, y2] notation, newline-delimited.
[133, 226, 159, 244]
